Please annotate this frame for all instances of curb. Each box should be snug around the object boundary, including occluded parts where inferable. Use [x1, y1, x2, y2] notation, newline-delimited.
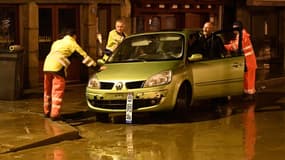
[0, 114, 80, 154]
[3, 129, 80, 153]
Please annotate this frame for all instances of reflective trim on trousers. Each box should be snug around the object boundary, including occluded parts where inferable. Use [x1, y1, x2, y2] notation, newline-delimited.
[44, 74, 53, 114]
[50, 106, 60, 118]
[43, 72, 65, 118]
[244, 69, 256, 94]
[244, 89, 256, 94]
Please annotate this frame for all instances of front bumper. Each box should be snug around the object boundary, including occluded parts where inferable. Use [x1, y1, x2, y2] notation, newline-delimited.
[86, 87, 175, 113]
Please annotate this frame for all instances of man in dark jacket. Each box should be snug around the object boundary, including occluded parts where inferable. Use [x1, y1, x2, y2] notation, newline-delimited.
[200, 22, 226, 59]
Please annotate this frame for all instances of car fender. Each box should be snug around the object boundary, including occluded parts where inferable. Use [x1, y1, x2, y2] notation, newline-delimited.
[170, 70, 193, 108]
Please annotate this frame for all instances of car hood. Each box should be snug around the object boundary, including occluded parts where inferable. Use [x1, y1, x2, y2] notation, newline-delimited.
[95, 60, 181, 81]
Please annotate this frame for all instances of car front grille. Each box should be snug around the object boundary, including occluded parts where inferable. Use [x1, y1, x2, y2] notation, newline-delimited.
[88, 98, 161, 110]
[100, 82, 114, 89]
[99, 81, 145, 90]
[126, 81, 145, 89]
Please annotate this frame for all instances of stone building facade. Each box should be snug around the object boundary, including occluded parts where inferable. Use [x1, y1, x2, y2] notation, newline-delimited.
[0, 0, 131, 88]
[0, 0, 284, 89]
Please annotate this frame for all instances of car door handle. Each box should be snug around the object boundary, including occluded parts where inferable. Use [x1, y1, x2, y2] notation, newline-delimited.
[232, 62, 242, 68]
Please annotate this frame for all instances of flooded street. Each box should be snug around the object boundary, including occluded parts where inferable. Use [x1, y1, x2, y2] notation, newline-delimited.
[75, 101, 285, 160]
[0, 85, 285, 160]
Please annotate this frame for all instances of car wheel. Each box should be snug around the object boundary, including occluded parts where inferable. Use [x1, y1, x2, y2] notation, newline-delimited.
[174, 83, 191, 114]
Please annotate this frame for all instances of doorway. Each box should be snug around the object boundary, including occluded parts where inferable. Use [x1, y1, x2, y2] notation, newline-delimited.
[38, 5, 85, 83]
[250, 8, 284, 79]
[97, 4, 120, 48]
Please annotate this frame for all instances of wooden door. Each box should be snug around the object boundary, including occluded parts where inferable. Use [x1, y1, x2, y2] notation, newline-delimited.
[97, 4, 121, 49]
[38, 5, 83, 83]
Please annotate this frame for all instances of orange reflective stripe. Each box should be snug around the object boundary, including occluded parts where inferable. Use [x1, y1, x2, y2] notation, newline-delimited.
[243, 45, 252, 50]
[243, 44, 254, 56]
[244, 51, 254, 56]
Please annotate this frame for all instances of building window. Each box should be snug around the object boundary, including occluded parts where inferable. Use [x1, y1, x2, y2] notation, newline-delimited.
[0, 5, 18, 50]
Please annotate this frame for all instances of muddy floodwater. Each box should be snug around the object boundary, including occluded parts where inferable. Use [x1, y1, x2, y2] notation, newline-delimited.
[0, 84, 284, 160]
[1, 100, 285, 160]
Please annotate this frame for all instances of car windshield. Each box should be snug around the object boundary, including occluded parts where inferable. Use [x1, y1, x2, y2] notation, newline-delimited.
[108, 33, 184, 63]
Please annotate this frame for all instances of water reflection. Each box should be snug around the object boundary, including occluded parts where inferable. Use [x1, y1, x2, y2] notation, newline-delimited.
[44, 119, 66, 160]
[126, 127, 134, 159]
[44, 119, 62, 136]
[44, 147, 66, 160]
[243, 102, 256, 160]
[83, 100, 263, 160]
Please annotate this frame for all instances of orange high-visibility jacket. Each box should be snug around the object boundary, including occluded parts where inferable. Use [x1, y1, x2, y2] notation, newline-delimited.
[224, 29, 257, 70]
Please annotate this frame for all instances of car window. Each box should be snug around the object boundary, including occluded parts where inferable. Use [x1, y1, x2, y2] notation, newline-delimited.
[109, 33, 184, 63]
[187, 32, 205, 57]
[187, 29, 243, 61]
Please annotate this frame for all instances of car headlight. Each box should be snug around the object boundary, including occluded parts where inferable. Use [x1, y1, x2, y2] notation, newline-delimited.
[144, 70, 172, 87]
[87, 75, 100, 89]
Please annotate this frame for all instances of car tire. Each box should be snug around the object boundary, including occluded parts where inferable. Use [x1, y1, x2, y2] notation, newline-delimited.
[173, 83, 191, 114]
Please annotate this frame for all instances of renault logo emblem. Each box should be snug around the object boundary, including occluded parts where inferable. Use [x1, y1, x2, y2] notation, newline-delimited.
[115, 82, 123, 90]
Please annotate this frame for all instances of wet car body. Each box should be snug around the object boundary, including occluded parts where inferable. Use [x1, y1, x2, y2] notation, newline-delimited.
[86, 29, 244, 113]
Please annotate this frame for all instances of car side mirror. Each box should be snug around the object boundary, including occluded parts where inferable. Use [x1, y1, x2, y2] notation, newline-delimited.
[188, 53, 203, 62]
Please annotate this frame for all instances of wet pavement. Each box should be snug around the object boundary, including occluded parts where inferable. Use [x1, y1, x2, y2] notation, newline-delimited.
[0, 84, 86, 154]
[0, 78, 284, 159]
[0, 113, 79, 154]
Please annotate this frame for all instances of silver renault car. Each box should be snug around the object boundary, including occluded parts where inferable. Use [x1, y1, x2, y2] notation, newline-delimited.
[86, 29, 244, 114]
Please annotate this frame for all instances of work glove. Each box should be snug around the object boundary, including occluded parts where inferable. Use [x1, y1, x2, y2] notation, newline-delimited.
[92, 63, 107, 73]
[97, 58, 106, 66]
[91, 58, 107, 73]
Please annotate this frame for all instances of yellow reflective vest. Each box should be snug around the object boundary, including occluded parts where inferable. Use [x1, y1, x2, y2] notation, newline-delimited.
[106, 29, 127, 52]
[43, 35, 94, 72]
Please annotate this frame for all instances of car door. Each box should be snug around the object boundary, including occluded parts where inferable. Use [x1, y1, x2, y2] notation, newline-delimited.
[191, 55, 244, 99]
